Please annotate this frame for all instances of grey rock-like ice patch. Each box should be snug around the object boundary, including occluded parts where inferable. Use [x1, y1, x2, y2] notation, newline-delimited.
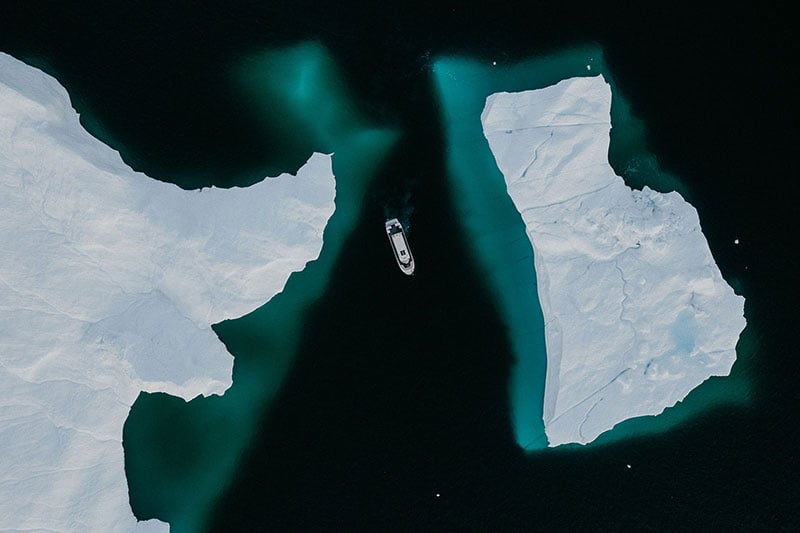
[481, 75, 746, 446]
[0, 52, 336, 531]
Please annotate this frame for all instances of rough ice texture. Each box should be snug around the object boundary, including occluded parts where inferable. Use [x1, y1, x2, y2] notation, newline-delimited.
[0, 52, 336, 531]
[481, 75, 746, 447]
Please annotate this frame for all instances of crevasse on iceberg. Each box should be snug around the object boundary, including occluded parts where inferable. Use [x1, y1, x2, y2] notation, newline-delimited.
[0, 52, 336, 531]
[481, 75, 746, 446]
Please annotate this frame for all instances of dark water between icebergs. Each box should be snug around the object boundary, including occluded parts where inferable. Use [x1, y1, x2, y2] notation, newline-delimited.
[1, 2, 795, 531]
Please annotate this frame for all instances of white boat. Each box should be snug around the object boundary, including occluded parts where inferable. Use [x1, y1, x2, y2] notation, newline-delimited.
[385, 218, 415, 275]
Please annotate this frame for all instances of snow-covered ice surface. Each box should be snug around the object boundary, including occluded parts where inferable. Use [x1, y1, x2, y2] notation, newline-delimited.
[0, 52, 335, 531]
[481, 75, 746, 447]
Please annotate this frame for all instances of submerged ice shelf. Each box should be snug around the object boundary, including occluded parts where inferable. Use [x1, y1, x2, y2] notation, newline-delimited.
[0, 52, 336, 531]
[481, 75, 746, 446]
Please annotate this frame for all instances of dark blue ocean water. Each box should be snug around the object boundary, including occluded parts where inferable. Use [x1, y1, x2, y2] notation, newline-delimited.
[1, 2, 796, 531]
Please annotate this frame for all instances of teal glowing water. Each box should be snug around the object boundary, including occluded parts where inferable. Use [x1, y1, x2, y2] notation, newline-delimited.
[122, 40, 756, 529]
[432, 46, 753, 451]
[123, 42, 398, 532]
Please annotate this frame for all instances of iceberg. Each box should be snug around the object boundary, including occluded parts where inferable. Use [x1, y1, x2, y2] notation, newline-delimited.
[481, 75, 746, 446]
[0, 52, 336, 531]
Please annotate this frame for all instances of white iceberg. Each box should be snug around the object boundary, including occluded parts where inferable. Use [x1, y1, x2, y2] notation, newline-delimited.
[481, 75, 746, 446]
[0, 52, 336, 531]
